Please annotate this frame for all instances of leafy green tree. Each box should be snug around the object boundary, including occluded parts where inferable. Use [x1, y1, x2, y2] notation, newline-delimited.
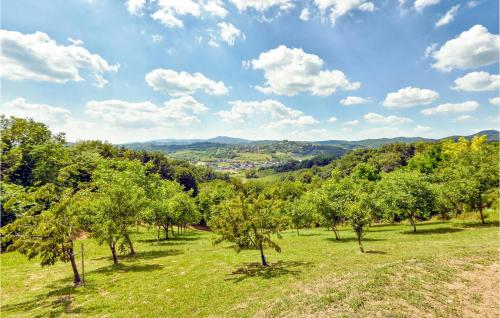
[196, 180, 236, 225]
[376, 170, 435, 232]
[345, 179, 376, 252]
[175, 167, 198, 196]
[351, 163, 380, 181]
[2, 187, 85, 286]
[244, 169, 258, 179]
[210, 195, 287, 266]
[439, 136, 499, 224]
[87, 159, 149, 262]
[288, 191, 321, 235]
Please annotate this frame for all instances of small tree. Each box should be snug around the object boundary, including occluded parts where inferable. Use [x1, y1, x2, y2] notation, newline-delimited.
[2, 187, 85, 286]
[289, 191, 322, 235]
[210, 195, 286, 266]
[376, 170, 435, 232]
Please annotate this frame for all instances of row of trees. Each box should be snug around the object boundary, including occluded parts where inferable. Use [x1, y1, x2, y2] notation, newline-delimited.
[1, 116, 498, 284]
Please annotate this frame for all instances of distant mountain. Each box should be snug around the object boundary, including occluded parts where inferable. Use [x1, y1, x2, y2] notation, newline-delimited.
[121, 130, 499, 152]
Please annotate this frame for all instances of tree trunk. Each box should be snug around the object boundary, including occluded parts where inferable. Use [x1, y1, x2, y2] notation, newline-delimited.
[171, 224, 175, 236]
[110, 243, 118, 264]
[479, 206, 485, 224]
[357, 233, 364, 253]
[332, 224, 340, 240]
[409, 216, 417, 233]
[163, 225, 169, 240]
[157, 226, 160, 241]
[297, 228, 300, 236]
[69, 248, 82, 286]
[124, 233, 135, 255]
[177, 225, 180, 235]
[259, 244, 268, 266]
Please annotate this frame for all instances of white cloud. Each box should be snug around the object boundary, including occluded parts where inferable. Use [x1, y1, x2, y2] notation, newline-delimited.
[203, 0, 228, 18]
[435, 5, 460, 27]
[152, 34, 163, 42]
[246, 45, 360, 96]
[126, 0, 146, 15]
[343, 119, 360, 126]
[267, 115, 319, 128]
[424, 43, 437, 58]
[218, 22, 245, 46]
[414, 0, 440, 12]
[431, 25, 500, 72]
[68, 37, 83, 46]
[466, 1, 479, 8]
[489, 97, 500, 106]
[0, 30, 118, 85]
[218, 99, 303, 123]
[145, 69, 229, 96]
[452, 71, 499, 92]
[1, 97, 71, 126]
[454, 115, 475, 122]
[151, 0, 201, 28]
[229, 0, 294, 12]
[363, 112, 412, 124]
[327, 116, 338, 123]
[93, 74, 109, 88]
[299, 8, 311, 21]
[421, 101, 479, 115]
[413, 125, 433, 134]
[383, 87, 439, 108]
[86, 96, 208, 128]
[314, 0, 376, 25]
[340, 96, 370, 106]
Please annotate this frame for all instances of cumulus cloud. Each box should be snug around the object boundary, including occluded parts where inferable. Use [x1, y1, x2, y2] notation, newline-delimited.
[151, 0, 201, 28]
[327, 116, 338, 123]
[413, 125, 433, 134]
[340, 96, 370, 106]
[383, 87, 439, 108]
[343, 119, 360, 126]
[424, 43, 437, 58]
[435, 5, 460, 27]
[313, 0, 376, 25]
[145, 69, 229, 96]
[86, 96, 208, 128]
[203, 0, 228, 18]
[452, 71, 499, 92]
[414, 0, 440, 12]
[453, 115, 475, 122]
[0, 30, 118, 86]
[267, 116, 319, 128]
[363, 112, 412, 124]
[489, 97, 500, 106]
[152, 34, 163, 42]
[229, 0, 294, 12]
[421, 101, 479, 115]
[299, 8, 311, 21]
[1, 97, 71, 126]
[126, 0, 146, 15]
[68, 37, 83, 46]
[217, 99, 303, 123]
[431, 25, 500, 72]
[218, 22, 245, 46]
[245, 45, 360, 96]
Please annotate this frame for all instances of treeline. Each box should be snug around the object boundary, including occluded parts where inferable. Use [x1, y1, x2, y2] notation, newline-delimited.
[1, 116, 498, 286]
[268, 154, 339, 173]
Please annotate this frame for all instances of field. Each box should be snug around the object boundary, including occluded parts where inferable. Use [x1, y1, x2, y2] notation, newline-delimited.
[1, 213, 499, 318]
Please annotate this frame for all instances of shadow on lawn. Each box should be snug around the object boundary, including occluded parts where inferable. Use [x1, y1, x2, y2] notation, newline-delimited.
[365, 250, 387, 255]
[326, 237, 385, 243]
[137, 232, 202, 244]
[226, 260, 312, 283]
[455, 220, 499, 228]
[2, 283, 102, 317]
[91, 263, 164, 276]
[92, 249, 183, 262]
[401, 227, 464, 235]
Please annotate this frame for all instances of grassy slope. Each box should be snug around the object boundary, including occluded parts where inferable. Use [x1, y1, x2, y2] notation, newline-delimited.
[1, 213, 499, 318]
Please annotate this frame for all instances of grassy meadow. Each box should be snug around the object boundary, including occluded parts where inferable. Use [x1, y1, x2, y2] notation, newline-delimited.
[1, 212, 498, 318]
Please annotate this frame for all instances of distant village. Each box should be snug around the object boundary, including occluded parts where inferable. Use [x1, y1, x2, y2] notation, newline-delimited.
[196, 158, 285, 172]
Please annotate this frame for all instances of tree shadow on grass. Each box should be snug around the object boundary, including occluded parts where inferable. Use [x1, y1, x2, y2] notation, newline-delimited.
[92, 248, 183, 262]
[225, 261, 312, 283]
[326, 237, 385, 243]
[455, 220, 500, 228]
[2, 282, 102, 317]
[137, 234, 201, 244]
[365, 250, 387, 255]
[401, 227, 464, 235]
[90, 263, 164, 276]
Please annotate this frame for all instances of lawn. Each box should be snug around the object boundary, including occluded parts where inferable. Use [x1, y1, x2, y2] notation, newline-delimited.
[1, 214, 499, 317]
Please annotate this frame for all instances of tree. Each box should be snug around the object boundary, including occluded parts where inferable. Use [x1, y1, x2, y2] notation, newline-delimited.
[351, 163, 380, 181]
[376, 170, 435, 232]
[87, 159, 149, 262]
[210, 195, 286, 266]
[2, 187, 85, 286]
[175, 167, 198, 196]
[288, 191, 322, 235]
[196, 180, 236, 225]
[439, 136, 499, 224]
[345, 179, 376, 252]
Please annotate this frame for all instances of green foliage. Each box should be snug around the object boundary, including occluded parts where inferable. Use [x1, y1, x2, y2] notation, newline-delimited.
[376, 170, 435, 232]
[210, 195, 287, 265]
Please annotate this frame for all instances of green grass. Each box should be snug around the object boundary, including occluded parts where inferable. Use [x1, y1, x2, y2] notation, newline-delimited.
[1, 214, 499, 317]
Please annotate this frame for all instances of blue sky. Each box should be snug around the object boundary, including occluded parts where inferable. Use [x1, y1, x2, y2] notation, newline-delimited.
[1, 0, 498, 142]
